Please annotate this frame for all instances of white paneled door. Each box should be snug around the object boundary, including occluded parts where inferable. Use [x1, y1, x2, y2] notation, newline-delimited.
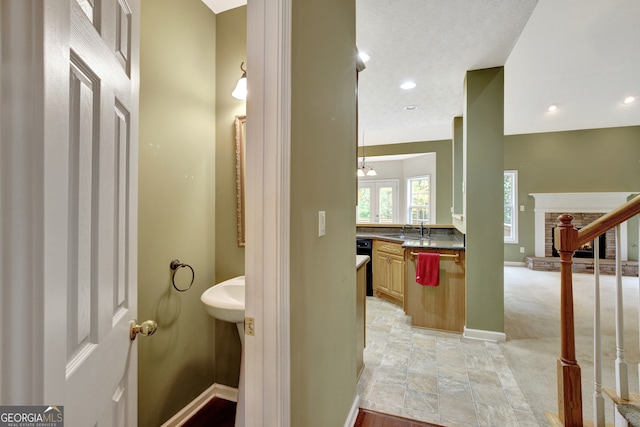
[65, 0, 139, 426]
[66, 1, 140, 425]
[0, 0, 140, 425]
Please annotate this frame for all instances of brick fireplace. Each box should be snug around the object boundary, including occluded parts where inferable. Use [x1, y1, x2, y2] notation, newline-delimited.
[545, 212, 615, 259]
[527, 192, 638, 276]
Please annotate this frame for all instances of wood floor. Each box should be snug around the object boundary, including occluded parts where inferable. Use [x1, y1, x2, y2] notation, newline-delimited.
[182, 398, 443, 427]
[182, 397, 236, 427]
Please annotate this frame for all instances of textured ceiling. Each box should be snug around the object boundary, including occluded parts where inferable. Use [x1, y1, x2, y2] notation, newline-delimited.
[205, 0, 640, 146]
[357, 0, 640, 145]
[356, 0, 537, 144]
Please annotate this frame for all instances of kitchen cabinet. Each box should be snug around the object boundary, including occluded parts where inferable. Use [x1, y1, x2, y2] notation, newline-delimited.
[373, 240, 405, 307]
[405, 249, 466, 333]
[356, 255, 368, 380]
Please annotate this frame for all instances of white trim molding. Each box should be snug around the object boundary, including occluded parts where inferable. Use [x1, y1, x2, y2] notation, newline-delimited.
[0, 0, 70, 405]
[160, 383, 239, 427]
[343, 395, 360, 427]
[463, 327, 507, 342]
[530, 192, 637, 259]
[504, 261, 526, 267]
[245, 0, 292, 426]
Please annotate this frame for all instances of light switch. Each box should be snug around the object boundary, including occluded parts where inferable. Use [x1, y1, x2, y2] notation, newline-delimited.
[520, 205, 525, 212]
[318, 211, 326, 237]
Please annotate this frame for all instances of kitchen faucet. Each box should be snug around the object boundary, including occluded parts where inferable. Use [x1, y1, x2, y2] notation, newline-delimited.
[401, 224, 413, 237]
[420, 222, 431, 239]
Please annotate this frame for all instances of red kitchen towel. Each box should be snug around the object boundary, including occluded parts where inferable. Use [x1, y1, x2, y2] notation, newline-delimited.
[416, 252, 440, 286]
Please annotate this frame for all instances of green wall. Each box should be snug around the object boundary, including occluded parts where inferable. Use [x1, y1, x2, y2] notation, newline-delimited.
[138, 0, 216, 425]
[504, 125, 640, 262]
[290, 0, 358, 425]
[452, 116, 464, 215]
[214, 6, 246, 388]
[364, 140, 453, 224]
[464, 68, 505, 334]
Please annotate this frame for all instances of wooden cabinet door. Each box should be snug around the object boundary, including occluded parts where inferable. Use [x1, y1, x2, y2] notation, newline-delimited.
[389, 254, 405, 298]
[373, 252, 391, 294]
[373, 240, 405, 306]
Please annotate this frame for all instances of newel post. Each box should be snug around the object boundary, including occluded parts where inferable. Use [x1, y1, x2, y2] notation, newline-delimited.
[554, 214, 583, 426]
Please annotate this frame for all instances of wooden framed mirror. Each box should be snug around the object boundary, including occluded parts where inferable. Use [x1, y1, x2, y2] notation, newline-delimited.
[235, 115, 246, 247]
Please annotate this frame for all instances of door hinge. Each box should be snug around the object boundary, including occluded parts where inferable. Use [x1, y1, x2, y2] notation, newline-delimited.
[244, 317, 255, 336]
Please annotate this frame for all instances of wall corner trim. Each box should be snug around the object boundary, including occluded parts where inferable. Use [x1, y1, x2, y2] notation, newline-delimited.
[463, 327, 507, 342]
[343, 395, 361, 427]
[160, 383, 239, 427]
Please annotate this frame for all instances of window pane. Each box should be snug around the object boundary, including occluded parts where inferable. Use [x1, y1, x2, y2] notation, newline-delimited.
[357, 188, 371, 223]
[504, 206, 513, 238]
[504, 174, 513, 205]
[408, 176, 429, 224]
[504, 171, 517, 242]
[378, 186, 393, 223]
[410, 179, 429, 205]
[410, 208, 429, 223]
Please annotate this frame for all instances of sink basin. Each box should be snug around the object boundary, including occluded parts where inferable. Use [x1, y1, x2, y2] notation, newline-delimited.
[390, 234, 425, 240]
[201, 276, 245, 323]
[201, 275, 247, 427]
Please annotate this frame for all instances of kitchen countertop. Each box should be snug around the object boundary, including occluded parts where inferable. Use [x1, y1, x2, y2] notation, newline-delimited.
[356, 254, 370, 269]
[356, 232, 465, 250]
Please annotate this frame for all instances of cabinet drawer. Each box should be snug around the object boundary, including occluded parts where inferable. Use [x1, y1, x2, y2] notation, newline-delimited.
[374, 241, 404, 256]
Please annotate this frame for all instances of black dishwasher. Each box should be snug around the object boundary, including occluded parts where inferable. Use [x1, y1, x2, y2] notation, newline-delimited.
[356, 238, 373, 296]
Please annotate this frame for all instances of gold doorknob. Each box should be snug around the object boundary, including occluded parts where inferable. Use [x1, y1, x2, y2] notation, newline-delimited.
[130, 319, 158, 341]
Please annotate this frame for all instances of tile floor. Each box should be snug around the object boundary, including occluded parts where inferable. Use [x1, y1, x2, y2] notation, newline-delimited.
[357, 297, 540, 427]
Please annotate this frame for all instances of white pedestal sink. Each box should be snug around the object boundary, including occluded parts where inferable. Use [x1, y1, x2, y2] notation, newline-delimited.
[201, 276, 245, 427]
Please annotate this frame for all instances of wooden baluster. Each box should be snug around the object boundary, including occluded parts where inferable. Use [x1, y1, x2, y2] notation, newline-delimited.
[554, 214, 583, 426]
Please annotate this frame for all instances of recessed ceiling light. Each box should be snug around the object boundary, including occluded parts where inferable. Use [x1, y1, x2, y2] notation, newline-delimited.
[547, 104, 558, 112]
[404, 105, 418, 111]
[359, 52, 370, 63]
[623, 96, 636, 105]
[400, 81, 416, 90]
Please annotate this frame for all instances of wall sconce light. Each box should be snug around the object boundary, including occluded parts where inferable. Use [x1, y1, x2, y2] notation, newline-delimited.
[232, 62, 247, 100]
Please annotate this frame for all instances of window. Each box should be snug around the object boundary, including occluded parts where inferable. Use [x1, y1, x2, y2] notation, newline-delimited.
[357, 187, 371, 223]
[407, 175, 430, 224]
[504, 170, 518, 243]
[357, 180, 399, 223]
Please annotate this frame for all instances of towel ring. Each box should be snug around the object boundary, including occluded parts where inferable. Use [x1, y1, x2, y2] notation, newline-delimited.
[170, 259, 195, 292]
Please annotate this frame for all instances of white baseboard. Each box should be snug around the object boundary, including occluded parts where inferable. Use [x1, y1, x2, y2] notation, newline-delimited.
[504, 261, 526, 267]
[161, 383, 239, 427]
[343, 395, 360, 427]
[463, 327, 507, 342]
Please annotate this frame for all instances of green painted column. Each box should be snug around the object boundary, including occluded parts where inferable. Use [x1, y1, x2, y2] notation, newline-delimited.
[463, 67, 505, 335]
[452, 116, 464, 216]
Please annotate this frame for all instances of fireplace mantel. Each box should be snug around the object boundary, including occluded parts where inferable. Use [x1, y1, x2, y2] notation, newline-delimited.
[530, 192, 637, 260]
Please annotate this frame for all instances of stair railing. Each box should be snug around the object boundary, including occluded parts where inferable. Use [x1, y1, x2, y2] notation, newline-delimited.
[552, 194, 640, 427]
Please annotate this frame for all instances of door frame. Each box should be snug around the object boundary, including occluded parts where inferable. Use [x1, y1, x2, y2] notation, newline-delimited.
[245, 0, 292, 426]
[0, 0, 70, 404]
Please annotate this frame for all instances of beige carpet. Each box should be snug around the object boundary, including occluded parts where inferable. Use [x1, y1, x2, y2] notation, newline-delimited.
[501, 266, 640, 425]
